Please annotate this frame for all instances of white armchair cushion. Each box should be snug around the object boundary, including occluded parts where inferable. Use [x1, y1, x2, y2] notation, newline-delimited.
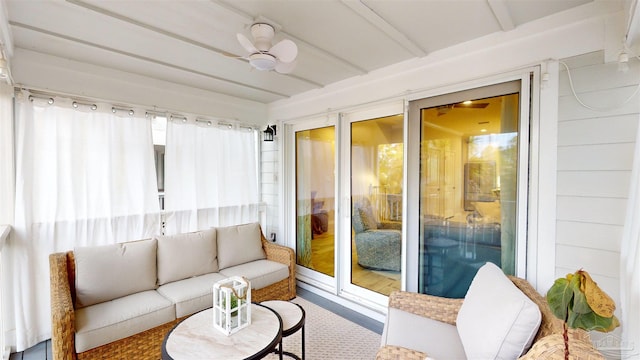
[156, 229, 218, 285]
[456, 262, 541, 360]
[381, 307, 466, 359]
[217, 222, 266, 270]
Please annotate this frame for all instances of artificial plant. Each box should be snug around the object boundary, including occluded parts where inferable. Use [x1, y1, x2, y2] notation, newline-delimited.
[547, 269, 620, 359]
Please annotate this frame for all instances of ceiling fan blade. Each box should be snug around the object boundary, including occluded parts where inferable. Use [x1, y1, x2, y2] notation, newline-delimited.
[220, 50, 247, 59]
[236, 33, 258, 54]
[275, 59, 297, 74]
[270, 39, 298, 63]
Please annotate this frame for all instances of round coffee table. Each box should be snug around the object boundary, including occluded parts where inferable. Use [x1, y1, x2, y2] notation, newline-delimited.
[162, 303, 283, 360]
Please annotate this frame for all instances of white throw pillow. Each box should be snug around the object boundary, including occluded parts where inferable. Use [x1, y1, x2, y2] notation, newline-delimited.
[216, 222, 266, 270]
[156, 228, 218, 285]
[456, 262, 541, 360]
[75, 238, 157, 308]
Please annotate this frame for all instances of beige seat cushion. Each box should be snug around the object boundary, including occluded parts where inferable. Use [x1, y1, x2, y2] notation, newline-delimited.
[381, 307, 466, 359]
[157, 272, 228, 318]
[156, 229, 218, 285]
[216, 222, 266, 270]
[219, 259, 289, 290]
[74, 239, 157, 307]
[75, 290, 175, 353]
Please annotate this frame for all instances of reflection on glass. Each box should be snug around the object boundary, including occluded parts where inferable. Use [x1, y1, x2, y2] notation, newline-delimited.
[419, 94, 519, 298]
[350, 115, 403, 295]
[295, 127, 335, 277]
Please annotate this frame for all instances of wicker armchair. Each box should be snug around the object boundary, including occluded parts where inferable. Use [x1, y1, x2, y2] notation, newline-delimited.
[376, 276, 605, 360]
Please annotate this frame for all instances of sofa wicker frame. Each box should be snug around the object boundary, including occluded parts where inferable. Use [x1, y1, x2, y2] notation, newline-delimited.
[376, 276, 605, 360]
[50, 233, 296, 360]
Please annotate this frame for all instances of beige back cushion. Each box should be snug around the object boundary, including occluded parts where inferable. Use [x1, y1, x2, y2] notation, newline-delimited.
[75, 238, 158, 308]
[217, 222, 266, 270]
[156, 229, 218, 285]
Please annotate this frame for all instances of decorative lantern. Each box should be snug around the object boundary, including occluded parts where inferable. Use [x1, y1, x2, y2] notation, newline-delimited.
[213, 276, 251, 335]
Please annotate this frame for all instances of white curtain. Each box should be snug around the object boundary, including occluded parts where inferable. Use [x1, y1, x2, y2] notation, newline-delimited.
[0, 83, 13, 225]
[164, 119, 259, 234]
[6, 93, 161, 351]
[621, 116, 640, 357]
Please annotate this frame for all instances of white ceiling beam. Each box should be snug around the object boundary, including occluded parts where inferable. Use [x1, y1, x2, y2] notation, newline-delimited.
[0, 0, 13, 57]
[487, 0, 515, 32]
[625, 0, 640, 48]
[340, 0, 426, 57]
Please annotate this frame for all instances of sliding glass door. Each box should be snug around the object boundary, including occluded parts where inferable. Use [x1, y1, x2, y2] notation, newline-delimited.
[340, 102, 404, 302]
[294, 123, 336, 286]
[407, 79, 529, 298]
[288, 75, 532, 308]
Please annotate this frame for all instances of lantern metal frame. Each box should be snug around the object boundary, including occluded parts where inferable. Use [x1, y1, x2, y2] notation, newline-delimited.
[213, 276, 251, 335]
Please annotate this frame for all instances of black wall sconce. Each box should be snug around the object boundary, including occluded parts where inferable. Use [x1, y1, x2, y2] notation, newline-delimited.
[263, 125, 276, 142]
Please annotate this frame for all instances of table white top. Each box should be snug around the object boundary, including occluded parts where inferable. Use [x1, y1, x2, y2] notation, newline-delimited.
[260, 300, 304, 332]
[163, 304, 282, 360]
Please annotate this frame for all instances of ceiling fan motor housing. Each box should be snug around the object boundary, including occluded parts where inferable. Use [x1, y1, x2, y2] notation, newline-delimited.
[250, 23, 275, 51]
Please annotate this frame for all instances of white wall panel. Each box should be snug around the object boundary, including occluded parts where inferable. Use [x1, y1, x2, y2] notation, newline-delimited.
[558, 62, 640, 97]
[555, 52, 639, 335]
[556, 221, 622, 252]
[557, 171, 631, 197]
[557, 196, 628, 225]
[558, 115, 639, 145]
[260, 139, 280, 241]
[557, 143, 635, 171]
[558, 86, 640, 122]
[556, 244, 620, 278]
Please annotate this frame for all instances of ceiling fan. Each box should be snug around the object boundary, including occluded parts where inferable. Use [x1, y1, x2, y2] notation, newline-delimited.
[236, 23, 298, 74]
[436, 101, 489, 116]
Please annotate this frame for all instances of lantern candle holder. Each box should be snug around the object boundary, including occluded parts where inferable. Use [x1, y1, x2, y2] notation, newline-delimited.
[213, 276, 251, 335]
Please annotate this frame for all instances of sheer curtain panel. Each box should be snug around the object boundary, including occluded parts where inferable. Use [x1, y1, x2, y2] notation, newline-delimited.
[6, 93, 161, 351]
[164, 119, 260, 234]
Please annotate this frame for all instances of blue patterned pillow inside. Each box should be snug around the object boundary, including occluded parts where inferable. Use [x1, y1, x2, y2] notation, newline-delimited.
[358, 207, 378, 230]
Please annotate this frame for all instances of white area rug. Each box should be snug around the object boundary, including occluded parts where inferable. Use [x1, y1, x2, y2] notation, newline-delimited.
[264, 297, 382, 360]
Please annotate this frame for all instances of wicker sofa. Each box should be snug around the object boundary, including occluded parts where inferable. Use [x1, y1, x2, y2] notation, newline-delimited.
[49, 222, 296, 360]
[377, 263, 604, 360]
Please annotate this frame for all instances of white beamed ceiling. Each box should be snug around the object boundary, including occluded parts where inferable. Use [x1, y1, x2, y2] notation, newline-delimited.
[3, 0, 630, 105]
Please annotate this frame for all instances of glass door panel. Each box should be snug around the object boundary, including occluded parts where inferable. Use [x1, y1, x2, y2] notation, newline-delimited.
[295, 126, 335, 277]
[418, 92, 520, 298]
[350, 115, 403, 296]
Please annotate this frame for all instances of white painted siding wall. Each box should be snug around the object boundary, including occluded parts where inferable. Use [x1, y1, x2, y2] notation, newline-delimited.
[261, 139, 280, 241]
[556, 51, 639, 327]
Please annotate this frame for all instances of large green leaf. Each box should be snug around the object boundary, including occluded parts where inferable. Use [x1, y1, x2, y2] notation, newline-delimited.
[568, 308, 620, 332]
[547, 277, 573, 321]
[572, 286, 593, 314]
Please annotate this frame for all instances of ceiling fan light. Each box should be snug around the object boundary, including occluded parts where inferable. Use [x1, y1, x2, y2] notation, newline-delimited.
[249, 53, 277, 71]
